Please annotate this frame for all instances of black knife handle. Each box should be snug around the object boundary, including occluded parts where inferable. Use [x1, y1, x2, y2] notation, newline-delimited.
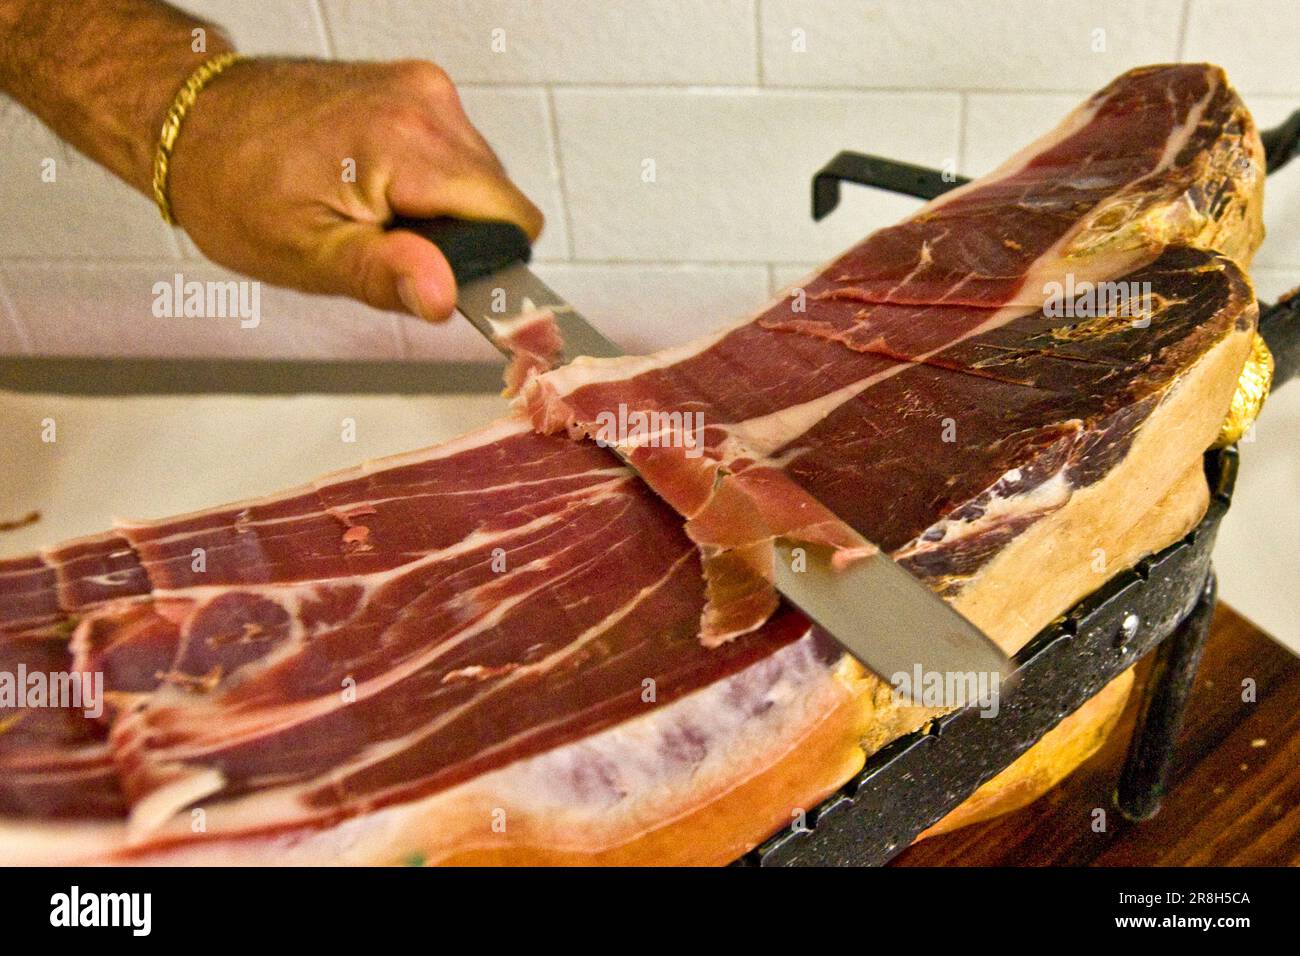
[389, 216, 532, 285]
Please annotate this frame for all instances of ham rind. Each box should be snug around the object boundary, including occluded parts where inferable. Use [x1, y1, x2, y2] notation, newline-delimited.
[0, 64, 1264, 864]
[520, 64, 1264, 639]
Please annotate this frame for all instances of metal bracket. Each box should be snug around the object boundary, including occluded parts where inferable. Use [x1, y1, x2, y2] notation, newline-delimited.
[1260, 290, 1300, 390]
[812, 151, 970, 220]
[1262, 108, 1300, 173]
[813, 109, 1300, 226]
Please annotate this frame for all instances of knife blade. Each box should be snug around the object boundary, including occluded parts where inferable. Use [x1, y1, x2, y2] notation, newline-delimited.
[458, 260, 623, 364]
[393, 215, 1012, 696]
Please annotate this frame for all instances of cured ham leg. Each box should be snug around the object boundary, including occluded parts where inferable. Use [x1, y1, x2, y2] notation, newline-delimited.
[0, 64, 1264, 865]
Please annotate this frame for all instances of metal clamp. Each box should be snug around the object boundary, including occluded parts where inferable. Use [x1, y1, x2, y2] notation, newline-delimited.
[811, 151, 970, 220]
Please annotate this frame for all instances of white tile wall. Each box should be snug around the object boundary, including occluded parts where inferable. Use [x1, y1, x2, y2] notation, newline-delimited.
[395, 261, 773, 358]
[179, 0, 331, 56]
[1184, 0, 1300, 95]
[0, 262, 410, 359]
[0, 2, 1296, 642]
[0, 101, 181, 261]
[319, 0, 759, 85]
[535, 262, 771, 353]
[2, 0, 1296, 360]
[1252, 97, 1300, 272]
[457, 87, 569, 261]
[760, 0, 1185, 91]
[552, 87, 958, 262]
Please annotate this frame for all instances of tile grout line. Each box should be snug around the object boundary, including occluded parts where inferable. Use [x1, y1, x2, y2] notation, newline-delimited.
[0, 256, 825, 271]
[439, 83, 1300, 101]
[1175, 0, 1192, 61]
[309, 0, 339, 58]
[765, 263, 781, 298]
[0, 269, 33, 353]
[454, 81, 1108, 95]
[544, 86, 578, 261]
[956, 90, 969, 177]
[536, 258, 803, 269]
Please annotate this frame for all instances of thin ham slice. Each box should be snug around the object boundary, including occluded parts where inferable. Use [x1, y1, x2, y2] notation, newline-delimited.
[490, 309, 564, 397]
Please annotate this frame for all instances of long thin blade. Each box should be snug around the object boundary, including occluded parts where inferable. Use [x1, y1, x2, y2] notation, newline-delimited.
[456, 262, 1012, 691]
[774, 542, 1011, 685]
[457, 262, 622, 363]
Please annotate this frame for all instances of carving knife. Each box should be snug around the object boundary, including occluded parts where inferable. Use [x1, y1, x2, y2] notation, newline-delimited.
[392, 216, 1013, 692]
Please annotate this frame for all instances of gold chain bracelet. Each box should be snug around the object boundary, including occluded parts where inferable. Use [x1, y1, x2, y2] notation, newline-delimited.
[152, 51, 247, 225]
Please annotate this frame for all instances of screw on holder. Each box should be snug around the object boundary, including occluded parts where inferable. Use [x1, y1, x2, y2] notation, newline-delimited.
[1117, 612, 1141, 647]
[811, 152, 971, 221]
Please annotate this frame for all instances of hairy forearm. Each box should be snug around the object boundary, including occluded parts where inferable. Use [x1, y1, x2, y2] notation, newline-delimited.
[0, 0, 234, 195]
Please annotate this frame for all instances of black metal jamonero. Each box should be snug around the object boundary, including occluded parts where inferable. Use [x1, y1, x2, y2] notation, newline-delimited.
[813, 106, 1300, 219]
[742, 116, 1299, 866]
[744, 451, 1234, 866]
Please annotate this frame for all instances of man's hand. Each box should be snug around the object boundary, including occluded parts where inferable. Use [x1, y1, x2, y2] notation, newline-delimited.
[167, 59, 543, 322]
[0, 0, 542, 323]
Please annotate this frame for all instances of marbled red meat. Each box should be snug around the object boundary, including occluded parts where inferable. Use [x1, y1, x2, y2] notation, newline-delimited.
[520, 64, 1260, 638]
[0, 64, 1263, 864]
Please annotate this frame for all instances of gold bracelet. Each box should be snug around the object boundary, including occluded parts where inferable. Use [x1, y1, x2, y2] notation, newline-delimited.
[152, 51, 247, 225]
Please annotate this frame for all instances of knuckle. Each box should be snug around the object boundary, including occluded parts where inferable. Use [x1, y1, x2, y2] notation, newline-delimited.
[392, 60, 456, 102]
[381, 103, 436, 144]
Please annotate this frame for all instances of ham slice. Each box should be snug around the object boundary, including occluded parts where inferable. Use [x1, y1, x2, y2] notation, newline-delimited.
[0, 64, 1264, 864]
[490, 309, 564, 397]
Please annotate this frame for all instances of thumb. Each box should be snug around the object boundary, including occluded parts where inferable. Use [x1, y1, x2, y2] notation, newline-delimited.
[331, 226, 458, 322]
